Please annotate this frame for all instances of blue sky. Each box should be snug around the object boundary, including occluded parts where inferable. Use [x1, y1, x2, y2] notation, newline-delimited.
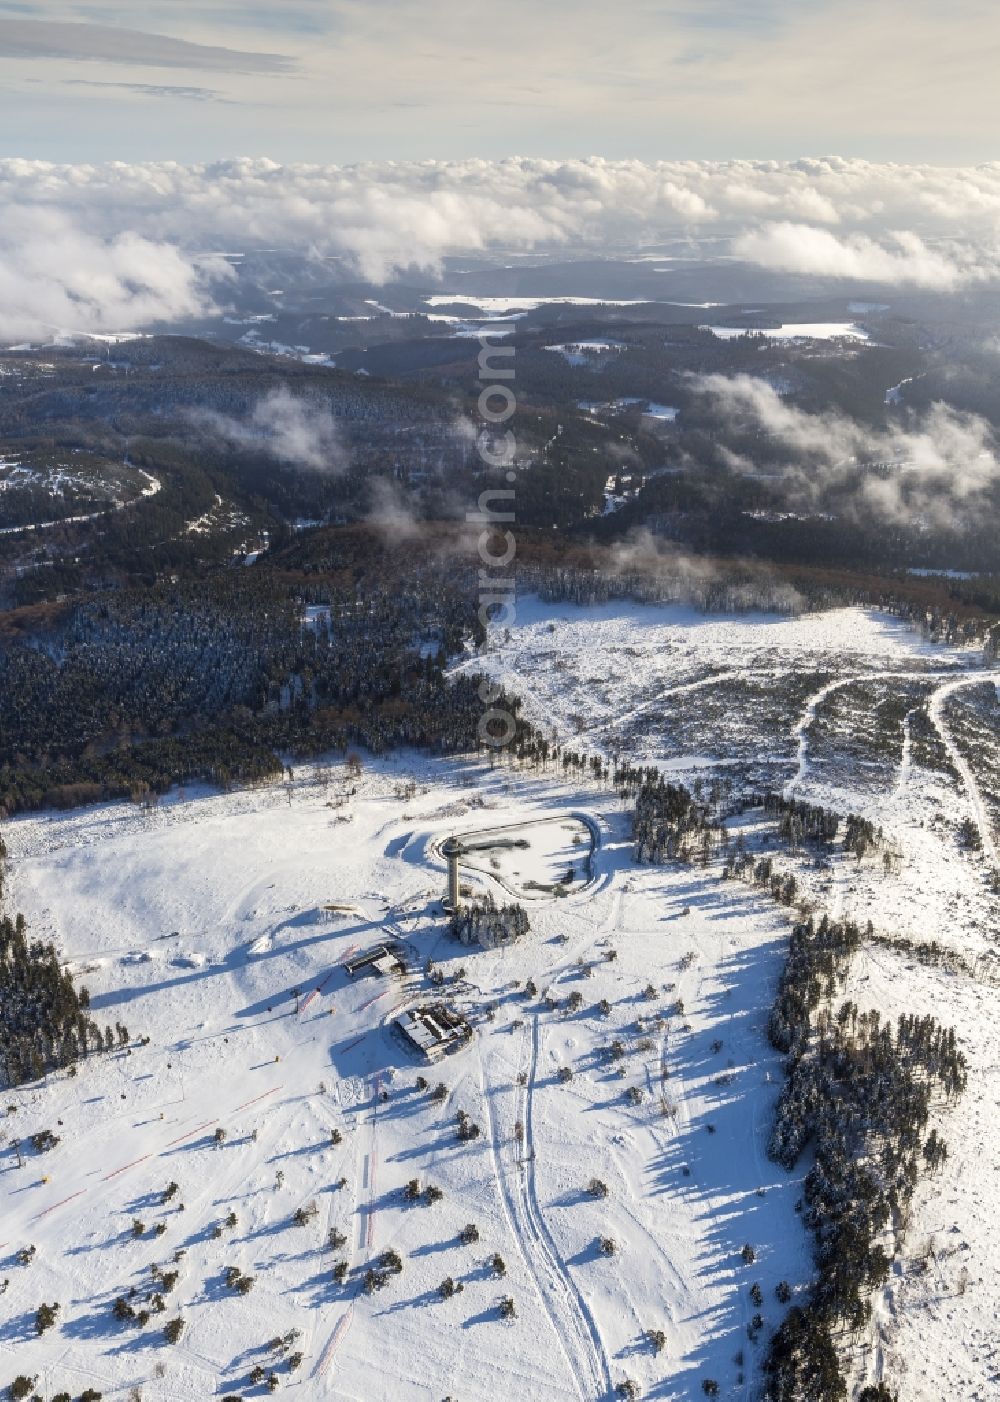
[0, 0, 998, 163]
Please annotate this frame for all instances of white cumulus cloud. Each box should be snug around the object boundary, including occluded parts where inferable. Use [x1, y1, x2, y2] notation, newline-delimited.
[0, 206, 229, 340]
[733, 222, 996, 289]
[3, 157, 1000, 334]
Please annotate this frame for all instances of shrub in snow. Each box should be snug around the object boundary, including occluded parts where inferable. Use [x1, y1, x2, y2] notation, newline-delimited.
[34, 1301, 59, 1335]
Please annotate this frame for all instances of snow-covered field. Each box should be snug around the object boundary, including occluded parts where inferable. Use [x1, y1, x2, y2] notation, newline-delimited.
[544, 342, 626, 365]
[422, 296, 649, 313]
[463, 597, 1000, 1400]
[578, 400, 679, 422]
[3, 598, 999, 1401]
[699, 323, 870, 342]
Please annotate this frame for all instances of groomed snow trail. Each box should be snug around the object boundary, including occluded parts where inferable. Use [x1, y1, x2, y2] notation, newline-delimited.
[519, 1017, 613, 1401]
[480, 1051, 583, 1402]
[895, 708, 915, 798]
[482, 1020, 612, 1402]
[786, 677, 843, 796]
[312, 1073, 381, 1384]
[928, 673, 1000, 869]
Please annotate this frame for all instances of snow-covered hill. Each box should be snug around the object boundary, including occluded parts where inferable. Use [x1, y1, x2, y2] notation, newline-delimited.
[2, 598, 997, 1401]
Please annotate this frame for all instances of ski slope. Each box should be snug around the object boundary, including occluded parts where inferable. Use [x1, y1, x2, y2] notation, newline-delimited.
[2, 757, 813, 1401]
[2, 598, 998, 1400]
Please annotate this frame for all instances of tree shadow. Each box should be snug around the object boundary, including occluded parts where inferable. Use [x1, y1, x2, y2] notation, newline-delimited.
[408, 1237, 460, 1259]
[461, 1302, 506, 1328]
[374, 1285, 448, 1314]
[0, 1309, 35, 1344]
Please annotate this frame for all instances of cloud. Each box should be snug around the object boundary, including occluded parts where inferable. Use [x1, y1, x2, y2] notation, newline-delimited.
[690, 373, 1000, 528]
[0, 207, 229, 340]
[600, 525, 807, 613]
[4, 157, 1000, 335]
[733, 222, 996, 289]
[0, 18, 292, 71]
[607, 527, 716, 581]
[190, 388, 349, 472]
[3, 156, 1000, 288]
[67, 79, 231, 102]
[365, 476, 421, 543]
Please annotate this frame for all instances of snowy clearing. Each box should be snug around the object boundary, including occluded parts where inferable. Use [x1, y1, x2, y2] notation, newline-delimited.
[699, 323, 870, 342]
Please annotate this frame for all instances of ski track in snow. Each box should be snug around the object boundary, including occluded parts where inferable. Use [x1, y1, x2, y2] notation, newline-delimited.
[518, 1016, 613, 1401]
[481, 1024, 604, 1401]
[480, 1050, 580, 1402]
[786, 667, 965, 798]
[927, 673, 1000, 869]
[895, 707, 916, 797]
[313, 1072, 381, 1384]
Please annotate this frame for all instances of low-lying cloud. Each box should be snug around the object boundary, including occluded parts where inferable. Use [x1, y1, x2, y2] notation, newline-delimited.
[4, 157, 1000, 336]
[365, 476, 421, 543]
[733, 223, 996, 290]
[691, 373, 1000, 529]
[190, 387, 348, 472]
[0, 207, 228, 341]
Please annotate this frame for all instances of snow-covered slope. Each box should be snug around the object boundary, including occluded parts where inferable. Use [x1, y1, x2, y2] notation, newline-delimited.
[2, 598, 997, 1401]
[2, 760, 811, 1401]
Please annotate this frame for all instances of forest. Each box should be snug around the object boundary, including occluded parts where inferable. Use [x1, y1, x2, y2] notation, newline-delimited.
[2, 518, 997, 823]
[0, 544, 542, 817]
[763, 916, 966, 1402]
[449, 897, 531, 949]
